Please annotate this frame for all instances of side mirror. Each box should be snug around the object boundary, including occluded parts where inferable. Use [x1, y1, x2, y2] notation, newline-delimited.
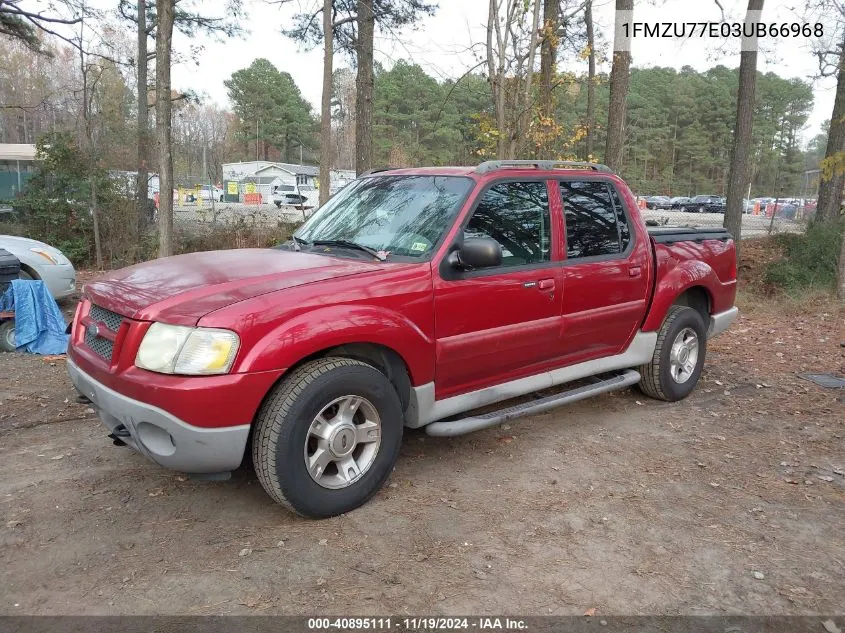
[448, 237, 503, 270]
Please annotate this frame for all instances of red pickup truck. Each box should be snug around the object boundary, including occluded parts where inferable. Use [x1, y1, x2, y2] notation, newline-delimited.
[67, 161, 737, 518]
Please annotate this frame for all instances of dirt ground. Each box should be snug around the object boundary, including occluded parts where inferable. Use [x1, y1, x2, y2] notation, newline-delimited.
[1, 275, 844, 615]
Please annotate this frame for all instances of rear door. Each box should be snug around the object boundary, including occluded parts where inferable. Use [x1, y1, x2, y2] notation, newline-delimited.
[557, 178, 651, 364]
[432, 179, 564, 398]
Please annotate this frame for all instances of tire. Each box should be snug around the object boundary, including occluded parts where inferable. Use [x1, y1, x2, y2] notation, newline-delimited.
[0, 320, 15, 352]
[19, 269, 35, 280]
[638, 305, 707, 402]
[252, 357, 403, 518]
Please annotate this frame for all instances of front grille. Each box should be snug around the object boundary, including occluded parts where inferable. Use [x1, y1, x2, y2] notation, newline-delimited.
[89, 304, 124, 332]
[85, 327, 114, 361]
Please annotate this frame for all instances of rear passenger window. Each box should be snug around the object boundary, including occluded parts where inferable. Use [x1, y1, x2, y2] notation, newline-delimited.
[561, 181, 631, 259]
[465, 181, 550, 267]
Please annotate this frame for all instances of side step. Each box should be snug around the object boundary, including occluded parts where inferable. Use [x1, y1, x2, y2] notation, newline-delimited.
[424, 369, 641, 437]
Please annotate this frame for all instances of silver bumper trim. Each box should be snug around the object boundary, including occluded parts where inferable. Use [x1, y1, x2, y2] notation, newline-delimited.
[67, 358, 250, 473]
[707, 307, 739, 339]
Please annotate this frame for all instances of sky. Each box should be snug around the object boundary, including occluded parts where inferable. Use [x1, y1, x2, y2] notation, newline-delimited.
[161, 0, 836, 143]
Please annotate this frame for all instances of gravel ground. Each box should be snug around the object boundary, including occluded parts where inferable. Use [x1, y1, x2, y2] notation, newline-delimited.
[0, 288, 843, 616]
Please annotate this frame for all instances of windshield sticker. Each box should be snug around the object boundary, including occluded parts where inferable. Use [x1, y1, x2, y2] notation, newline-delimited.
[411, 242, 427, 252]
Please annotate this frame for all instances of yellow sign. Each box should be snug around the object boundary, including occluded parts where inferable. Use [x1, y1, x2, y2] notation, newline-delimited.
[245, 182, 256, 194]
[227, 181, 238, 195]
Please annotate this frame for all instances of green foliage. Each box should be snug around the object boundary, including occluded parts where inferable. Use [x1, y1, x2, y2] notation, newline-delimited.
[225, 58, 317, 161]
[14, 132, 131, 265]
[552, 66, 814, 196]
[764, 221, 844, 293]
[284, 0, 437, 54]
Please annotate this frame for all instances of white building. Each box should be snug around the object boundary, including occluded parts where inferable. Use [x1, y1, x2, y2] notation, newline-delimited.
[222, 161, 319, 198]
[222, 161, 359, 200]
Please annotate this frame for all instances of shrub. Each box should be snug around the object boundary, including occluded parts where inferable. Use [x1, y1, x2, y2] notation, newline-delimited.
[764, 221, 843, 293]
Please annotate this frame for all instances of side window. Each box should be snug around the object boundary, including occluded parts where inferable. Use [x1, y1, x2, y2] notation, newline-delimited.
[608, 185, 631, 251]
[465, 181, 550, 267]
[561, 180, 627, 259]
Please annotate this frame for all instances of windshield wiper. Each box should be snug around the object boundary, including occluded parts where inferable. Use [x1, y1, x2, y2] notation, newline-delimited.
[311, 239, 387, 261]
[291, 234, 310, 251]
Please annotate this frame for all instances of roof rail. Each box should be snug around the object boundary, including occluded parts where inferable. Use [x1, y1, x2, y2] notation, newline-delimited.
[358, 167, 394, 177]
[474, 160, 612, 174]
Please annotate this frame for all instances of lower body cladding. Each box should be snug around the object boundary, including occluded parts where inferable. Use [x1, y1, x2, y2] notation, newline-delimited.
[67, 358, 249, 475]
[67, 307, 739, 476]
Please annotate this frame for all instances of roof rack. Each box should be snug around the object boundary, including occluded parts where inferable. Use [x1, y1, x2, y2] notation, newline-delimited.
[474, 160, 612, 174]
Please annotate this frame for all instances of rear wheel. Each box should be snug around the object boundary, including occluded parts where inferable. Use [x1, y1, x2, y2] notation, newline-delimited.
[0, 320, 16, 352]
[638, 305, 707, 402]
[252, 357, 403, 518]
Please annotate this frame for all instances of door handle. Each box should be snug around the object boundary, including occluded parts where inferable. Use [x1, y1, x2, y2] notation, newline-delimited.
[628, 266, 642, 278]
[538, 278, 555, 291]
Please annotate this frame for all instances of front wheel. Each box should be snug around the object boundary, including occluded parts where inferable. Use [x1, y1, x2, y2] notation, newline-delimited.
[252, 357, 403, 518]
[638, 305, 707, 402]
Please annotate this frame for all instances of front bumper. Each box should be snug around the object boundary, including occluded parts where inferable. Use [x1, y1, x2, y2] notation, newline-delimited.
[68, 358, 250, 473]
[42, 263, 76, 300]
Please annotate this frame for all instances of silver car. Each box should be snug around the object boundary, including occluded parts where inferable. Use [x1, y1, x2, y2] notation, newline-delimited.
[0, 235, 76, 300]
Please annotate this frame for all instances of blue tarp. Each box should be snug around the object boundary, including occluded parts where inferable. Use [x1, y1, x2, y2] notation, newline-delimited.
[0, 279, 69, 355]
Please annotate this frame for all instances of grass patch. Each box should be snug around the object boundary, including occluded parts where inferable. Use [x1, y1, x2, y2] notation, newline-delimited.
[763, 221, 843, 295]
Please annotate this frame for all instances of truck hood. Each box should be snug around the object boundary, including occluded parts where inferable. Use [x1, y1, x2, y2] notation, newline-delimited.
[84, 248, 382, 325]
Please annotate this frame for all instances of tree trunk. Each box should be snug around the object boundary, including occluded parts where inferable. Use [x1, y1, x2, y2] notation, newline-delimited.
[584, 0, 595, 160]
[487, 0, 509, 159]
[724, 0, 764, 260]
[355, 0, 375, 175]
[319, 0, 333, 206]
[155, 0, 175, 258]
[135, 0, 149, 240]
[817, 31, 845, 225]
[838, 225, 845, 300]
[605, 0, 632, 171]
[519, 0, 542, 157]
[539, 0, 557, 125]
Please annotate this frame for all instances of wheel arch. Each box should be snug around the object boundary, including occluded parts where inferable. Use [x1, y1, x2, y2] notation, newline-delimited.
[671, 286, 712, 329]
[18, 263, 40, 279]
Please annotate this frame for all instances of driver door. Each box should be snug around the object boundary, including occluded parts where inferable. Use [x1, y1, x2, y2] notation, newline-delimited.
[432, 179, 564, 399]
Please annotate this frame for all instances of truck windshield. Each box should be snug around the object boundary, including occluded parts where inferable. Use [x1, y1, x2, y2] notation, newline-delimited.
[294, 175, 473, 258]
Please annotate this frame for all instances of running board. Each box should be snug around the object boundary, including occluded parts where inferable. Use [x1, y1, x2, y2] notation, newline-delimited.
[424, 370, 641, 437]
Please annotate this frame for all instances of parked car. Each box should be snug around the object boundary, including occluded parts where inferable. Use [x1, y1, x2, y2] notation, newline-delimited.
[679, 195, 726, 213]
[271, 184, 308, 208]
[670, 196, 690, 209]
[67, 160, 738, 518]
[196, 185, 224, 202]
[644, 195, 672, 210]
[0, 235, 76, 300]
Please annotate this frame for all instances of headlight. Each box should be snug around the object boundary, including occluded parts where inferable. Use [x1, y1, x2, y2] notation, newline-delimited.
[30, 248, 58, 265]
[135, 323, 239, 375]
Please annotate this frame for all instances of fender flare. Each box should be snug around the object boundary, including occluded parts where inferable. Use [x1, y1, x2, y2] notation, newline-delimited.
[236, 304, 434, 385]
[641, 259, 717, 332]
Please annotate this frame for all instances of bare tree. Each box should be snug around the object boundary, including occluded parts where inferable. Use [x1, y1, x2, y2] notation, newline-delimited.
[605, 0, 632, 171]
[320, 0, 333, 204]
[485, 0, 543, 158]
[155, 0, 175, 257]
[0, 0, 83, 52]
[724, 0, 764, 258]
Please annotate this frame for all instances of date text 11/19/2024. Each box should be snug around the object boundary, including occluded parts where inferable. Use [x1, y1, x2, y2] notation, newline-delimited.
[308, 617, 528, 631]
